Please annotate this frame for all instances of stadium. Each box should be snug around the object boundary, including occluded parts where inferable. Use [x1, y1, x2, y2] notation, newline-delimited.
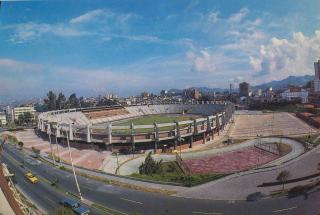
[37, 102, 235, 153]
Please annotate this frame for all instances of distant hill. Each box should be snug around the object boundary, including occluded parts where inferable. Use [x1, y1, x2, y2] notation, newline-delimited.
[253, 75, 314, 90]
[167, 75, 314, 95]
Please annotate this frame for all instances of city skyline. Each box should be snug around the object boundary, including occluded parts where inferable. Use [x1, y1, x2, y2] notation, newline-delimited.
[1, 0, 320, 101]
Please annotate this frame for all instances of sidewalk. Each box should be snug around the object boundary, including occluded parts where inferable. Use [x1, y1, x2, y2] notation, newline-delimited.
[0, 188, 15, 215]
[176, 142, 320, 200]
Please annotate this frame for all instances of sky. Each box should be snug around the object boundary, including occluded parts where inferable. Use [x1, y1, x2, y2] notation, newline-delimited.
[1, 0, 320, 101]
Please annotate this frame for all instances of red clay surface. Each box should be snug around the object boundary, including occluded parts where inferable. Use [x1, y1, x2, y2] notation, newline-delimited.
[14, 130, 110, 170]
[183, 147, 280, 174]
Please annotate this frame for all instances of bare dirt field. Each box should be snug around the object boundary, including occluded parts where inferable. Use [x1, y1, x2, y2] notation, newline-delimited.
[229, 112, 317, 138]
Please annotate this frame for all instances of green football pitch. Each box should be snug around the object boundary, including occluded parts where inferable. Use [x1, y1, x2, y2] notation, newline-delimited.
[112, 114, 200, 133]
[114, 114, 195, 126]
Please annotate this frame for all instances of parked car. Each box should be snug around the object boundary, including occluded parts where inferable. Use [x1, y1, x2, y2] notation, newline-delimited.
[60, 198, 90, 215]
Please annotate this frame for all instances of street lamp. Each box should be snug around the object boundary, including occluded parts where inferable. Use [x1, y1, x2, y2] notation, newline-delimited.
[65, 124, 83, 201]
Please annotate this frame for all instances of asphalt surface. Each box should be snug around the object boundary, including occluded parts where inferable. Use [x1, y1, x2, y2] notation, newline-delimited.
[3, 143, 320, 215]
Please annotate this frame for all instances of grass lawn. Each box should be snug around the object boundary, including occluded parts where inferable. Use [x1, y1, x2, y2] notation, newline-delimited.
[130, 161, 225, 187]
[113, 114, 198, 133]
[114, 114, 196, 126]
[261, 103, 306, 113]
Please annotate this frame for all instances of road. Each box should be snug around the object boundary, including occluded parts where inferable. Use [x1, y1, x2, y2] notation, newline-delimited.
[3, 143, 320, 215]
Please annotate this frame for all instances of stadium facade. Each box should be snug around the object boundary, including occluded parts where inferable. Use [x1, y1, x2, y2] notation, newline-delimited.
[37, 102, 235, 152]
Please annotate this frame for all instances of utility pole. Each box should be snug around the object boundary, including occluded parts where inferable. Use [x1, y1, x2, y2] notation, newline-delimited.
[66, 127, 83, 201]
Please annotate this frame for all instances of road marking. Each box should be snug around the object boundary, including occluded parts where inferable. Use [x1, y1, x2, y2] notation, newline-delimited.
[192, 212, 223, 215]
[273, 206, 297, 213]
[120, 197, 143, 205]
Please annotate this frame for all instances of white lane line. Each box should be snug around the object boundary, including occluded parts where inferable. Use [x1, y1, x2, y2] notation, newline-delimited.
[273, 206, 297, 213]
[120, 197, 143, 205]
[192, 212, 223, 215]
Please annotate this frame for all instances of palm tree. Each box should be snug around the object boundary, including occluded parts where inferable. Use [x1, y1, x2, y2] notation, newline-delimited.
[277, 170, 290, 191]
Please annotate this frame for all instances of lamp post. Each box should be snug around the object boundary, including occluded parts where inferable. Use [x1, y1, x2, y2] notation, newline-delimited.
[66, 125, 83, 201]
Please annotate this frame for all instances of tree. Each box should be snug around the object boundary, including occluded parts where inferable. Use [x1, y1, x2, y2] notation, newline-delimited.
[277, 170, 290, 191]
[17, 112, 33, 125]
[139, 152, 163, 175]
[17, 141, 23, 149]
[31, 147, 40, 156]
[67, 93, 79, 108]
[52, 206, 74, 215]
[44, 91, 57, 110]
[57, 92, 66, 110]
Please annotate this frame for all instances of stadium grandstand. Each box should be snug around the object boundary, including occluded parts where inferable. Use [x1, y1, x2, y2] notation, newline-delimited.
[37, 102, 235, 152]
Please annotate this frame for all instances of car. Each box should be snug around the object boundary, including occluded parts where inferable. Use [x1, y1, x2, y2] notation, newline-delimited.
[24, 172, 39, 184]
[60, 198, 90, 215]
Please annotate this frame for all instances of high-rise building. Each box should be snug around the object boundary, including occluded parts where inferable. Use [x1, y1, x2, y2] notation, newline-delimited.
[183, 88, 200, 100]
[314, 60, 320, 92]
[315, 60, 320, 79]
[239, 82, 250, 97]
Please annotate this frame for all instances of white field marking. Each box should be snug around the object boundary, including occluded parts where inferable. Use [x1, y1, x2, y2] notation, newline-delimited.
[120, 197, 143, 205]
[273, 206, 297, 213]
[192, 212, 223, 215]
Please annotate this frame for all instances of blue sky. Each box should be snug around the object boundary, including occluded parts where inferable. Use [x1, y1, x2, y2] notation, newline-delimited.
[1, 0, 320, 101]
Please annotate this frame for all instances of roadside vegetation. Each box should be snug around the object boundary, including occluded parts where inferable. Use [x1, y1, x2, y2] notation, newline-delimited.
[295, 134, 320, 146]
[249, 101, 306, 113]
[277, 142, 292, 155]
[131, 152, 224, 186]
[52, 206, 74, 215]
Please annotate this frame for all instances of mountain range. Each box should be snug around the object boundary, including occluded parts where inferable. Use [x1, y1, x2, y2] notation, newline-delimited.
[167, 75, 314, 94]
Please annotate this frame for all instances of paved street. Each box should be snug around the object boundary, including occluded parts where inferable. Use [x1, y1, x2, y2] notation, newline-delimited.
[3, 143, 320, 215]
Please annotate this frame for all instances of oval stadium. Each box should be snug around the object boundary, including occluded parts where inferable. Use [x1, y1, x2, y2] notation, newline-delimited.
[37, 102, 235, 153]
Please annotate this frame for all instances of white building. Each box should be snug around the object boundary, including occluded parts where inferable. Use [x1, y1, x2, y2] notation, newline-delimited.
[281, 87, 308, 103]
[0, 112, 7, 125]
[12, 106, 36, 121]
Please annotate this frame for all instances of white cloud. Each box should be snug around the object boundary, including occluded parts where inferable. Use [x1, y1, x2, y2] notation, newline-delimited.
[186, 49, 244, 74]
[0, 58, 41, 72]
[187, 50, 216, 73]
[69, 9, 105, 24]
[249, 31, 320, 83]
[228, 8, 249, 23]
[8, 22, 88, 43]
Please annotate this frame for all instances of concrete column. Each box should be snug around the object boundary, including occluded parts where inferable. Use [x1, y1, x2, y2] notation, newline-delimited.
[221, 112, 226, 130]
[175, 121, 180, 150]
[206, 116, 211, 132]
[107, 123, 112, 145]
[154, 123, 159, 153]
[86, 124, 91, 143]
[216, 114, 220, 135]
[193, 119, 198, 135]
[56, 125, 61, 138]
[202, 132, 206, 144]
[41, 120, 45, 132]
[130, 123, 135, 153]
[69, 124, 74, 141]
[47, 123, 51, 135]
[189, 136, 193, 148]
